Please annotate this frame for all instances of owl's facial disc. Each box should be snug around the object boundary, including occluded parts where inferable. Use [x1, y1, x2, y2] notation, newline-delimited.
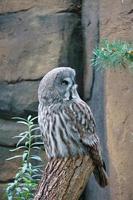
[55, 77, 72, 100]
[61, 77, 73, 87]
[38, 67, 79, 104]
[59, 77, 79, 100]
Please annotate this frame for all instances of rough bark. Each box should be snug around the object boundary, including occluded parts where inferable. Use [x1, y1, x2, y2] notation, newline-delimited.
[34, 156, 94, 200]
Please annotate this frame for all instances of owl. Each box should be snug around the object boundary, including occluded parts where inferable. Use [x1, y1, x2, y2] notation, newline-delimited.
[38, 67, 108, 187]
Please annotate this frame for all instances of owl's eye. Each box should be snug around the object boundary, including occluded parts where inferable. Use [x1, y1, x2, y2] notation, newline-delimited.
[61, 80, 69, 86]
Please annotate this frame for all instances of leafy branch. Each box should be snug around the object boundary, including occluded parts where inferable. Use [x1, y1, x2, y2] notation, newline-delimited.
[6, 115, 44, 200]
[92, 39, 133, 70]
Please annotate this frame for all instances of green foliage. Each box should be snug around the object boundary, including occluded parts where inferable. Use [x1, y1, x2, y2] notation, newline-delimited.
[6, 115, 43, 200]
[92, 39, 133, 70]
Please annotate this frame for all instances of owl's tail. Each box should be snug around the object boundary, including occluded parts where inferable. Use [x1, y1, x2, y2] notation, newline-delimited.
[93, 166, 109, 187]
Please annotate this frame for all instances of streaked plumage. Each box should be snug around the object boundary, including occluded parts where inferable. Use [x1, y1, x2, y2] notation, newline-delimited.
[38, 67, 108, 187]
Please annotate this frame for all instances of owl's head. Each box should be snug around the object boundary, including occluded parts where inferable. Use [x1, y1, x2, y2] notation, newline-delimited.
[38, 67, 79, 105]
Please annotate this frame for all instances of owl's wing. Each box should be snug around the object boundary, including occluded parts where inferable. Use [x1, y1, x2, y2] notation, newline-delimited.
[68, 100, 99, 144]
[66, 99, 109, 187]
[65, 99, 103, 165]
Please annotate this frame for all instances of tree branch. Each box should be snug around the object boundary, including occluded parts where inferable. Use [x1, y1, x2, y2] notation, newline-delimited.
[34, 156, 94, 200]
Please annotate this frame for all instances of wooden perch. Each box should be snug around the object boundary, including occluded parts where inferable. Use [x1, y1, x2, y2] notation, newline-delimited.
[34, 156, 94, 200]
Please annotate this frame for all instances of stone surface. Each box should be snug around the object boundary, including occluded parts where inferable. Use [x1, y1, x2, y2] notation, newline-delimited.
[0, 81, 39, 117]
[0, 118, 27, 146]
[105, 69, 133, 200]
[0, 1, 83, 198]
[0, 146, 21, 181]
[84, 69, 110, 200]
[82, 1, 110, 199]
[0, 0, 133, 199]
[82, 0, 99, 101]
[0, 0, 81, 14]
[0, 146, 46, 196]
[0, 184, 7, 200]
[100, 0, 133, 41]
[100, 0, 133, 200]
[0, 7, 81, 82]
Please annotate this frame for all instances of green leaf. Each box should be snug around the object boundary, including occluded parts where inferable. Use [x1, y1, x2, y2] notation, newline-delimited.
[31, 142, 44, 147]
[19, 131, 29, 136]
[12, 117, 28, 122]
[17, 121, 28, 126]
[30, 155, 42, 161]
[22, 163, 28, 173]
[31, 135, 42, 139]
[28, 124, 36, 129]
[32, 164, 43, 168]
[13, 135, 24, 139]
[6, 155, 22, 161]
[30, 116, 38, 122]
[22, 152, 28, 161]
[32, 146, 41, 150]
[92, 39, 133, 70]
[6, 115, 43, 200]
[10, 146, 26, 152]
[16, 134, 28, 147]
[27, 115, 32, 121]
[30, 127, 40, 132]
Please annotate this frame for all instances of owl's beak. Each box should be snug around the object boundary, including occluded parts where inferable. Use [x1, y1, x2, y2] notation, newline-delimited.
[74, 84, 78, 89]
[71, 84, 79, 99]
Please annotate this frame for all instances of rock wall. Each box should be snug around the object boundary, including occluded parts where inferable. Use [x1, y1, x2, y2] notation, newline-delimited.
[101, 0, 133, 200]
[0, 1, 84, 199]
[0, 0, 133, 199]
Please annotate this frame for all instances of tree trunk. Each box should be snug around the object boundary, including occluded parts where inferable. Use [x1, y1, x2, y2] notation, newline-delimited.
[34, 156, 94, 200]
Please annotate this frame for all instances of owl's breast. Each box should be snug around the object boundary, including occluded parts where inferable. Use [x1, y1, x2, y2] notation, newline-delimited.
[38, 104, 88, 159]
